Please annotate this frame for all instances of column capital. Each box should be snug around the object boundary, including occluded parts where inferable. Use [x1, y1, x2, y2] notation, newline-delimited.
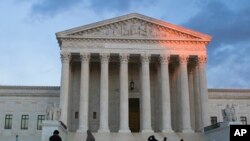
[141, 54, 151, 63]
[198, 55, 207, 64]
[60, 52, 71, 63]
[119, 53, 129, 63]
[100, 53, 110, 63]
[179, 54, 189, 64]
[159, 54, 170, 64]
[80, 52, 90, 63]
[188, 69, 193, 74]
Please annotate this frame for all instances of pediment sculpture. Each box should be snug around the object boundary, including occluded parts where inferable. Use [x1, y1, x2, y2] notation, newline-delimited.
[67, 18, 200, 39]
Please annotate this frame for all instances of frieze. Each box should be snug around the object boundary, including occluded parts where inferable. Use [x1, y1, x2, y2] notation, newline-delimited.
[61, 40, 207, 51]
[67, 18, 200, 40]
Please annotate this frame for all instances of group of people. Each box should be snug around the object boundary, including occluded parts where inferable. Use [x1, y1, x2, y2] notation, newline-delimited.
[148, 135, 183, 141]
[49, 130, 185, 141]
[49, 130, 95, 141]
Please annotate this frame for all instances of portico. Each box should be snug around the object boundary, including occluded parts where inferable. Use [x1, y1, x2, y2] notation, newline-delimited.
[56, 13, 211, 133]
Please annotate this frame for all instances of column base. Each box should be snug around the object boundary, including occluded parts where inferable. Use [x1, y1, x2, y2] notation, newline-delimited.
[182, 128, 194, 133]
[195, 128, 203, 133]
[98, 129, 110, 133]
[141, 129, 154, 133]
[118, 129, 131, 133]
[161, 128, 174, 133]
[76, 128, 88, 133]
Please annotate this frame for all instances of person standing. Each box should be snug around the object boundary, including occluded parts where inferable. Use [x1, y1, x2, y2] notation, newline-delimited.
[86, 130, 95, 141]
[49, 130, 62, 141]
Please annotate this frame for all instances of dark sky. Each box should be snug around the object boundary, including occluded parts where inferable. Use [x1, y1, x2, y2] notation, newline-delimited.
[0, 0, 249, 88]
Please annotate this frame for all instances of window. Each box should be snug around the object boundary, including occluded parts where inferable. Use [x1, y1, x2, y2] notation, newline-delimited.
[210, 116, 217, 125]
[5, 114, 13, 129]
[240, 116, 247, 125]
[93, 112, 96, 119]
[37, 115, 45, 130]
[21, 115, 29, 130]
[75, 112, 79, 119]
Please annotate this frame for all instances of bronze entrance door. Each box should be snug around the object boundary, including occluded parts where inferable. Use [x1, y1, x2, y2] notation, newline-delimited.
[129, 98, 140, 132]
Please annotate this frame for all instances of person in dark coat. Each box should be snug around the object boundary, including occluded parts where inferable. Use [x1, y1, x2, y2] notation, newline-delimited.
[163, 137, 167, 141]
[148, 135, 158, 141]
[86, 130, 95, 141]
[49, 130, 62, 141]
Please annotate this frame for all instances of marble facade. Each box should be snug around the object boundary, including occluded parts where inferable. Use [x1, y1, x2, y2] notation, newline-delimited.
[0, 13, 249, 141]
[56, 13, 211, 133]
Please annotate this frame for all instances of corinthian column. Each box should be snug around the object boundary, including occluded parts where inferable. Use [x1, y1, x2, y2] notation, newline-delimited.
[193, 61, 202, 132]
[98, 53, 110, 133]
[159, 54, 173, 133]
[141, 54, 153, 133]
[198, 55, 209, 129]
[77, 53, 90, 132]
[179, 55, 193, 133]
[59, 52, 71, 126]
[119, 53, 131, 133]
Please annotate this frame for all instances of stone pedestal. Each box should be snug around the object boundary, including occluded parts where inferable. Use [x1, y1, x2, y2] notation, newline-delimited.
[41, 120, 67, 141]
[205, 122, 242, 141]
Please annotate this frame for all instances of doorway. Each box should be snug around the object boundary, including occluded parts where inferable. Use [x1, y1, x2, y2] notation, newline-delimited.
[129, 98, 140, 132]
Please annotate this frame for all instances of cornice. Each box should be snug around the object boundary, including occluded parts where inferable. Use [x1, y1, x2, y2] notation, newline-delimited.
[0, 93, 59, 97]
[0, 85, 60, 97]
[208, 88, 250, 93]
[58, 37, 210, 46]
[0, 85, 60, 90]
[208, 88, 250, 100]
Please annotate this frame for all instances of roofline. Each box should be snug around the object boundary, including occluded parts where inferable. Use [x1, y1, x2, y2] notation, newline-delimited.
[56, 13, 212, 41]
[0, 85, 60, 90]
[208, 88, 250, 92]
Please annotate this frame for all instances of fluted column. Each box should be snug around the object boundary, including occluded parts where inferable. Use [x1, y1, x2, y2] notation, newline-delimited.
[59, 52, 71, 126]
[141, 54, 153, 133]
[188, 67, 195, 130]
[193, 61, 202, 132]
[119, 54, 131, 133]
[198, 55, 209, 130]
[77, 53, 90, 132]
[159, 54, 173, 133]
[98, 53, 110, 133]
[179, 55, 193, 133]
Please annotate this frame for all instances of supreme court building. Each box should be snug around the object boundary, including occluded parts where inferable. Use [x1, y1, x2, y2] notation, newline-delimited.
[0, 13, 250, 141]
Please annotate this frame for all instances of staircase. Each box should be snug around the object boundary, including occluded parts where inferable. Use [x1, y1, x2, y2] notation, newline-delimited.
[66, 132, 209, 141]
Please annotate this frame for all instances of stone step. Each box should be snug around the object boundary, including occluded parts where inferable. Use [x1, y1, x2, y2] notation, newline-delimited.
[66, 132, 209, 141]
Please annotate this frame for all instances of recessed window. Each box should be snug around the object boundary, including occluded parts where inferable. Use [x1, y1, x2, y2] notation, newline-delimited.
[37, 115, 45, 130]
[21, 115, 29, 130]
[210, 116, 217, 125]
[240, 116, 247, 125]
[93, 112, 96, 119]
[4, 114, 13, 129]
[75, 112, 79, 119]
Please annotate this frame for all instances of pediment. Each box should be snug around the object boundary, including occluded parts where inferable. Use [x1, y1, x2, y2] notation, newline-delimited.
[56, 13, 211, 41]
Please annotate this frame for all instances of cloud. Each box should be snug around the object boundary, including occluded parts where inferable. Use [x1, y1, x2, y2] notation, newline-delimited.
[30, 0, 83, 16]
[207, 42, 250, 88]
[29, 0, 156, 17]
[185, 0, 250, 46]
[88, 0, 156, 13]
[183, 0, 250, 88]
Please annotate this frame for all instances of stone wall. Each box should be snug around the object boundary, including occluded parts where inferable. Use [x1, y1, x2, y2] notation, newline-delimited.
[0, 86, 59, 138]
[0, 86, 250, 140]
